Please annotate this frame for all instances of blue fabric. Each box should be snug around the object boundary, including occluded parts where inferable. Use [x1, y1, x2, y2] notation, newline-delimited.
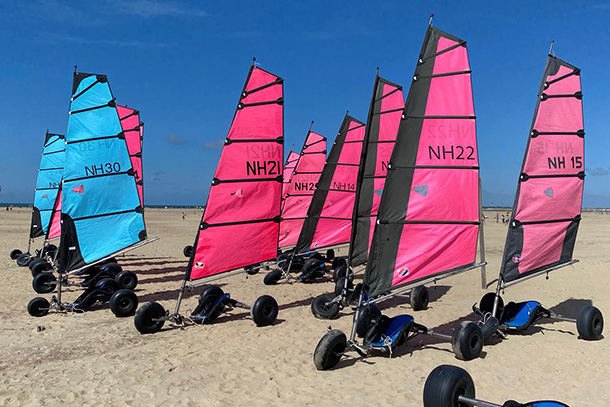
[33, 134, 65, 236]
[532, 403, 566, 407]
[370, 315, 413, 347]
[504, 301, 541, 328]
[62, 75, 144, 267]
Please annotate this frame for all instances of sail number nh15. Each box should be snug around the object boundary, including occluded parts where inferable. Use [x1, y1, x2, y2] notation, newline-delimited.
[428, 145, 476, 160]
[548, 156, 583, 169]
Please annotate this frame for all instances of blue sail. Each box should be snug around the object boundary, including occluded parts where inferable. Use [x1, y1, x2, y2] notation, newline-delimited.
[31, 132, 65, 239]
[59, 72, 145, 272]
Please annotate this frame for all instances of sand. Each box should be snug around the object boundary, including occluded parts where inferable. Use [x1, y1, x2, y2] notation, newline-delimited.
[0, 208, 608, 406]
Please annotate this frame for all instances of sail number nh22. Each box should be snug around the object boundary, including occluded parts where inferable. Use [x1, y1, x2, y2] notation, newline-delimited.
[428, 145, 476, 160]
[548, 156, 583, 170]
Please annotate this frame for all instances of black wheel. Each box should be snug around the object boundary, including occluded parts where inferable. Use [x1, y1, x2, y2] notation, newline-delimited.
[263, 268, 284, 285]
[410, 285, 429, 311]
[109, 289, 139, 317]
[325, 249, 335, 261]
[311, 294, 340, 319]
[10, 249, 22, 260]
[355, 304, 382, 338]
[96, 278, 120, 296]
[100, 262, 123, 275]
[577, 305, 604, 340]
[42, 244, 57, 258]
[28, 297, 50, 317]
[334, 276, 353, 297]
[452, 322, 483, 361]
[423, 365, 476, 407]
[32, 272, 57, 294]
[332, 265, 348, 283]
[479, 292, 504, 316]
[115, 270, 138, 290]
[195, 285, 225, 322]
[30, 259, 52, 277]
[251, 295, 278, 326]
[17, 253, 33, 267]
[134, 302, 166, 334]
[183, 245, 193, 258]
[331, 257, 347, 271]
[313, 329, 347, 370]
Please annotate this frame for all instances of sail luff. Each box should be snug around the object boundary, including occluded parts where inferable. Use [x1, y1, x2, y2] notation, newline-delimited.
[282, 151, 300, 199]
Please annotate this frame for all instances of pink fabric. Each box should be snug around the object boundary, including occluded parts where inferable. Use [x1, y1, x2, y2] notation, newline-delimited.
[308, 119, 365, 250]
[518, 221, 570, 273]
[191, 67, 283, 279]
[279, 132, 326, 248]
[48, 188, 62, 239]
[513, 60, 583, 276]
[282, 151, 300, 199]
[391, 35, 479, 286]
[117, 106, 144, 206]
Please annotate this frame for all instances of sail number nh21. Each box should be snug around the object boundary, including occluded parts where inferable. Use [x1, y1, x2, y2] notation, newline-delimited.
[246, 161, 280, 176]
[548, 156, 583, 169]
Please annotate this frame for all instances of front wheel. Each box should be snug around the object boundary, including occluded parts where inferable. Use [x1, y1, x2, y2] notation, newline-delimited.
[183, 245, 193, 258]
[423, 365, 476, 407]
[134, 302, 166, 334]
[32, 272, 57, 294]
[10, 249, 22, 260]
[311, 294, 340, 319]
[263, 269, 283, 285]
[410, 285, 429, 311]
[28, 297, 50, 317]
[30, 259, 52, 277]
[110, 289, 139, 317]
[115, 270, 138, 290]
[251, 295, 278, 326]
[452, 322, 483, 361]
[577, 305, 604, 340]
[313, 329, 347, 370]
[17, 253, 33, 267]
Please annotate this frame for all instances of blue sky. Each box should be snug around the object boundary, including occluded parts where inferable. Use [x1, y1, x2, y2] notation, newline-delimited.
[0, 1, 608, 207]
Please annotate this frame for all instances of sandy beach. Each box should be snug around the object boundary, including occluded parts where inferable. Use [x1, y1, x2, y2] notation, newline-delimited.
[0, 208, 608, 406]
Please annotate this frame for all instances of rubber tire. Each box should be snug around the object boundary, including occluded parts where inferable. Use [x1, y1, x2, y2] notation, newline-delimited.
[109, 289, 139, 317]
[577, 305, 604, 340]
[452, 322, 484, 361]
[100, 262, 123, 275]
[42, 244, 57, 258]
[28, 297, 50, 317]
[10, 249, 22, 260]
[311, 294, 340, 319]
[313, 329, 347, 370]
[325, 248, 335, 261]
[331, 257, 347, 270]
[183, 245, 193, 258]
[30, 259, 52, 277]
[251, 295, 278, 326]
[17, 253, 33, 267]
[115, 270, 138, 290]
[355, 304, 382, 338]
[479, 292, 504, 315]
[32, 272, 57, 294]
[197, 285, 225, 322]
[134, 302, 166, 334]
[263, 268, 283, 285]
[96, 277, 120, 295]
[410, 285, 430, 311]
[334, 276, 353, 297]
[423, 365, 476, 407]
[332, 265, 348, 283]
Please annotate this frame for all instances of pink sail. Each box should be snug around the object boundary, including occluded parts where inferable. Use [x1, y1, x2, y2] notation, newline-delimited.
[500, 55, 584, 283]
[117, 105, 144, 206]
[294, 115, 366, 253]
[188, 65, 284, 280]
[349, 76, 404, 266]
[365, 27, 480, 297]
[282, 151, 300, 199]
[47, 187, 62, 239]
[279, 131, 327, 248]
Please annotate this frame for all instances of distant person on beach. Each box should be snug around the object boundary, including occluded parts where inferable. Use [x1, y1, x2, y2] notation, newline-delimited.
[495, 212, 499, 223]
[502, 215, 505, 224]
[182, 212, 186, 220]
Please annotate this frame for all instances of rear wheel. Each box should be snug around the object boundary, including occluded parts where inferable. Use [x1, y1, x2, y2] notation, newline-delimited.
[355, 304, 382, 338]
[313, 329, 347, 370]
[109, 289, 138, 317]
[332, 265, 348, 283]
[577, 306, 604, 340]
[30, 259, 52, 277]
[452, 322, 483, 361]
[17, 253, 33, 267]
[134, 302, 166, 334]
[42, 244, 57, 258]
[251, 295, 278, 326]
[10, 249, 22, 260]
[479, 292, 504, 316]
[410, 285, 429, 311]
[263, 268, 284, 285]
[423, 365, 476, 407]
[100, 262, 123, 275]
[28, 297, 50, 317]
[325, 249, 335, 261]
[311, 294, 340, 319]
[32, 272, 57, 294]
[195, 285, 225, 322]
[96, 278, 120, 299]
[115, 271, 138, 290]
[183, 245, 193, 258]
[334, 276, 353, 297]
[331, 257, 347, 271]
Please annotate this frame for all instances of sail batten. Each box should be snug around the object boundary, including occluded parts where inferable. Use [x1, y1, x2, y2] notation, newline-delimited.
[187, 65, 284, 280]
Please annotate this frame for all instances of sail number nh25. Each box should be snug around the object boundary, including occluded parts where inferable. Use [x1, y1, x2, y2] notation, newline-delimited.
[548, 156, 583, 169]
[428, 145, 476, 160]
